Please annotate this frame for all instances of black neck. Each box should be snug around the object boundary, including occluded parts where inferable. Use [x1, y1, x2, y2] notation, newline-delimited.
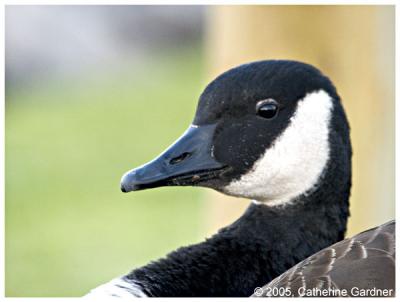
[125, 177, 350, 296]
[125, 103, 352, 297]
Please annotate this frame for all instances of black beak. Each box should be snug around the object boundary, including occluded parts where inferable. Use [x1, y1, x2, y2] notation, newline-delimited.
[120, 124, 227, 193]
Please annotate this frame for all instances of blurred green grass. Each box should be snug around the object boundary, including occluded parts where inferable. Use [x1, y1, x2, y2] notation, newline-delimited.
[6, 49, 208, 297]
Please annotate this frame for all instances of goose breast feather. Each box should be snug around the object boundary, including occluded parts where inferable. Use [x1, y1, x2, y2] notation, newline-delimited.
[253, 220, 395, 297]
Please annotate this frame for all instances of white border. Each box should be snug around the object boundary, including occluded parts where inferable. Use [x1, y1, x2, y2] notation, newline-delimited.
[1, 1, 399, 5]
[394, 2, 399, 299]
[1, 1, 5, 300]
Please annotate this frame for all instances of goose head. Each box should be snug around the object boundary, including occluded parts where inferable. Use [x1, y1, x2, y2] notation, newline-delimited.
[121, 60, 351, 206]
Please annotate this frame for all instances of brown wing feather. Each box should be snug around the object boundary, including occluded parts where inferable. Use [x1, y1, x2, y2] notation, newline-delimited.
[253, 220, 395, 297]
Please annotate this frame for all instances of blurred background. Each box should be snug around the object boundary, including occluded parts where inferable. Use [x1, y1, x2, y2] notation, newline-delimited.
[5, 5, 394, 297]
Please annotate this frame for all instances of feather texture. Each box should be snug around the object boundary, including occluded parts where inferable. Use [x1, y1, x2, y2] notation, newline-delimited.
[253, 220, 395, 297]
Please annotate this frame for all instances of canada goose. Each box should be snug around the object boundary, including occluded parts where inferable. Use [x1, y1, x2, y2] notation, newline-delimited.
[85, 60, 394, 298]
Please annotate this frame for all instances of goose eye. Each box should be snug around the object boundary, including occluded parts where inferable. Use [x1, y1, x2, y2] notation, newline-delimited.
[256, 100, 279, 119]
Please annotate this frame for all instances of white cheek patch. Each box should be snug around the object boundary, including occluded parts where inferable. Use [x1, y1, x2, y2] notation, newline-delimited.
[224, 90, 333, 206]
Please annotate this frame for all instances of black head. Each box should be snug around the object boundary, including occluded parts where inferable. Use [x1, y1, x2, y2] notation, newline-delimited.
[121, 60, 350, 205]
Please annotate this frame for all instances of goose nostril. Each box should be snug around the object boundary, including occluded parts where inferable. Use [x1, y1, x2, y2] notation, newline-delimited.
[169, 152, 192, 165]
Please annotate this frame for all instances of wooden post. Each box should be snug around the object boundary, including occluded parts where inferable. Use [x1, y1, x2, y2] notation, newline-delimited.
[204, 5, 394, 237]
